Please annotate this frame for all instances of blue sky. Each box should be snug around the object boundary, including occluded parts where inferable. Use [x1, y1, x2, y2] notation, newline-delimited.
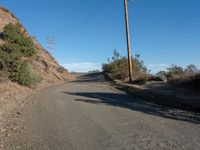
[1, 0, 200, 73]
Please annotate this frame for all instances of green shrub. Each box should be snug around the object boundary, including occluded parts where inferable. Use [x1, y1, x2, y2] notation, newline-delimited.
[2, 23, 35, 57]
[164, 64, 199, 82]
[157, 64, 200, 92]
[185, 64, 198, 73]
[10, 62, 41, 87]
[18, 63, 41, 87]
[0, 50, 7, 71]
[167, 65, 184, 78]
[8, 59, 23, 80]
[0, 48, 21, 72]
[0, 42, 21, 54]
[2, 23, 22, 42]
[0, 23, 40, 87]
[103, 56, 129, 79]
[102, 50, 148, 80]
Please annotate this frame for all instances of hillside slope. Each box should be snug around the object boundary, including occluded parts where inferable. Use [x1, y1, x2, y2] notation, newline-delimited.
[0, 6, 72, 84]
[0, 6, 73, 145]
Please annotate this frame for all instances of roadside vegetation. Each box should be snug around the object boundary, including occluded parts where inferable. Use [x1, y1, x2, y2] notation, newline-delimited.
[102, 50, 149, 81]
[157, 64, 200, 92]
[103, 50, 200, 92]
[0, 23, 41, 87]
[103, 50, 200, 112]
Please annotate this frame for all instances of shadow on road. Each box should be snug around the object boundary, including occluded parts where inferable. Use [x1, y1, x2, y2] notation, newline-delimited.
[72, 73, 108, 83]
[61, 91, 200, 124]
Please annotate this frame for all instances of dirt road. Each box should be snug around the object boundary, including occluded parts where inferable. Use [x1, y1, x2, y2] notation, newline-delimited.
[5, 73, 200, 150]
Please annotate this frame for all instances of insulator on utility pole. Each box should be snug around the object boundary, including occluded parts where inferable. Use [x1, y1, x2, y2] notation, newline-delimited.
[124, 0, 133, 81]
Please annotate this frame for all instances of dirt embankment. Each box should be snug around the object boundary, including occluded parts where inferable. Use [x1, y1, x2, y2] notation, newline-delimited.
[105, 73, 200, 113]
[0, 6, 74, 148]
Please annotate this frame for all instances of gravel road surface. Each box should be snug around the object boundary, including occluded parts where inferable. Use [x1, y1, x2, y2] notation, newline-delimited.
[5, 73, 200, 150]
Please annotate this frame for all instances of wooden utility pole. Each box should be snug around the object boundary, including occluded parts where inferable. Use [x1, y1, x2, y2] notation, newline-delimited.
[124, 0, 133, 81]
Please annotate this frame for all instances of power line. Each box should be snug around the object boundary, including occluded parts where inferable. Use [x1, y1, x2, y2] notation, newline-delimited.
[81, 5, 122, 34]
[62, 0, 91, 30]
[61, 0, 108, 37]
[60, 0, 120, 41]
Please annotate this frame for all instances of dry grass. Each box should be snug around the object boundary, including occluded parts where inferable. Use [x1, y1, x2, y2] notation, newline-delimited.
[168, 73, 200, 92]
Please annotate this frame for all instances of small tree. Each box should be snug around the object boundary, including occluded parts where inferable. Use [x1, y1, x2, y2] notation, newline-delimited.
[102, 50, 148, 80]
[185, 64, 198, 73]
[167, 65, 184, 76]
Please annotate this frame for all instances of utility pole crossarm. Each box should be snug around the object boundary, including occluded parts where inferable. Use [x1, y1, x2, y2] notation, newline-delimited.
[124, 0, 133, 81]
